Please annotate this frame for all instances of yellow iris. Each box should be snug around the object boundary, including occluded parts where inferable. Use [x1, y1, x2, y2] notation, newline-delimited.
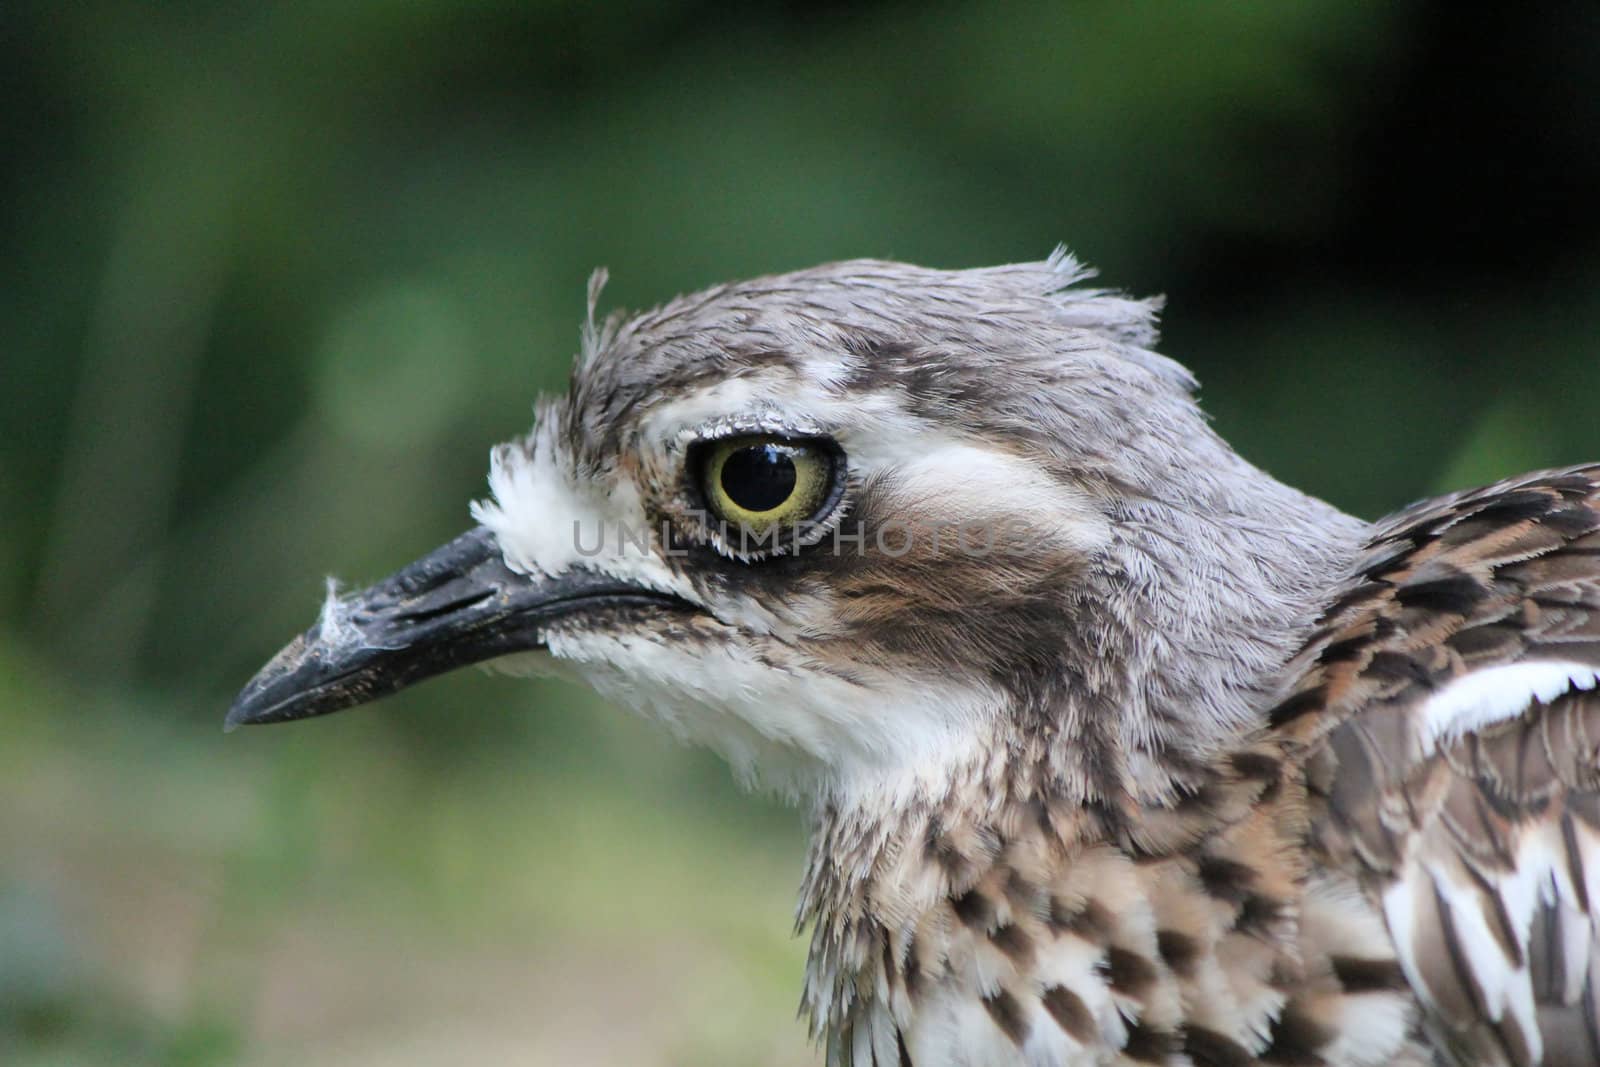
[699, 435, 835, 535]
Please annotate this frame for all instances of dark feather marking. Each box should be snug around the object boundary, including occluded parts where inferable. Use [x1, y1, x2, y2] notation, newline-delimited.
[1237, 892, 1290, 934]
[1469, 490, 1563, 526]
[1432, 878, 1492, 1017]
[1262, 1004, 1334, 1065]
[1461, 855, 1525, 967]
[924, 818, 972, 882]
[1447, 623, 1521, 659]
[1122, 1020, 1179, 1063]
[839, 334, 916, 363]
[1040, 985, 1097, 1043]
[1004, 867, 1039, 910]
[991, 922, 1035, 965]
[1395, 572, 1485, 615]
[903, 940, 924, 999]
[1561, 812, 1591, 912]
[1269, 685, 1329, 728]
[1184, 1025, 1256, 1067]
[1328, 954, 1407, 993]
[1361, 650, 1431, 685]
[951, 888, 994, 931]
[981, 988, 1030, 1045]
[1317, 633, 1372, 664]
[1319, 583, 1387, 622]
[1230, 750, 1282, 781]
[1156, 929, 1201, 977]
[1544, 474, 1600, 494]
[1197, 854, 1258, 904]
[1363, 544, 1419, 579]
[1544, 505, 1600, 537]
[1102, 945, 1159, 998]
[1052, 897, 1116, 945]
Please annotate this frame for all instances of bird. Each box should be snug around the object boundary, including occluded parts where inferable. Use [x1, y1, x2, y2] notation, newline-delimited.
[229, 250, 1600, 1067]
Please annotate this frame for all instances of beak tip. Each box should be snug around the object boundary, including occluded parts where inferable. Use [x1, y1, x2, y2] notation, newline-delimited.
[222, 697, 257, 732]
[224, 631, 318, 731]
[224, 679, 281, 731]
[223, 526, 589, 734]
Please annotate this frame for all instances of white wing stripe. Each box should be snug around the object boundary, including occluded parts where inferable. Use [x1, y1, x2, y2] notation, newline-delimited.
[1418, 660, 1600, 757]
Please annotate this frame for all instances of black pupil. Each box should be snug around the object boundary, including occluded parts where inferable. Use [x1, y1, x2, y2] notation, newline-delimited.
[720, 445, 798, 513]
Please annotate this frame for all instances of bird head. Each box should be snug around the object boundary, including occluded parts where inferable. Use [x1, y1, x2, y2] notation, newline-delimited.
[229, 252, 1358, 806]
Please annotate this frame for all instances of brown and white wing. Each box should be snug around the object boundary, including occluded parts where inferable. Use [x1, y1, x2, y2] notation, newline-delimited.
[1272, 465, 1600, 1067]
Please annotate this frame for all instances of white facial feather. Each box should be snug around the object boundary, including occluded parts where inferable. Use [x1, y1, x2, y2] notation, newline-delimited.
[472, 422, 593, 578]
[471, 413, 693, 604]
[469, 402, 1012, 799]
[546, 629, 1000, 800]
[468, 366, 1115, 800]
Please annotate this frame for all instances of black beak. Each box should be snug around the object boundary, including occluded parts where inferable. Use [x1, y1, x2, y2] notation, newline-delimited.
[226, 527, 687, 729]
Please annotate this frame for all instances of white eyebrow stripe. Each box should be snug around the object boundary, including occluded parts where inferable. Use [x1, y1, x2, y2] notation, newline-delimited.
[1418, 660, 1600, 755]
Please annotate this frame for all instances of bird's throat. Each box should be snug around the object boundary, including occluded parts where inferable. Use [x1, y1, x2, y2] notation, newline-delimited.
[796, 737, 1315, 1062]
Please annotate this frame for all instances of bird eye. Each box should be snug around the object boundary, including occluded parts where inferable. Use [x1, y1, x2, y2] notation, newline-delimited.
[695, 434, 841, 540]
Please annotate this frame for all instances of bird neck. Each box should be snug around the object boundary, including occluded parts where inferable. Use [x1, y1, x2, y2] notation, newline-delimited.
[795, 450, 1368, 1049]
[1056, 438, 1369, 806]
[796, 734, 1313, 1058]
[811, 441, 1366, 814]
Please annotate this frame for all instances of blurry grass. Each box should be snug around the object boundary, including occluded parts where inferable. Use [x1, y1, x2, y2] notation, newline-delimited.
[0, 647, 814, 1065]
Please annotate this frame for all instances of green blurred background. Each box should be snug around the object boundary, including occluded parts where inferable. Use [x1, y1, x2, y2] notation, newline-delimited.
[3, 2, 1598, 1064]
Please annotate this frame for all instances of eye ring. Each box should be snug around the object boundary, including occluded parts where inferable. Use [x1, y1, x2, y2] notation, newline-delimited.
[690, 434, 845, 555]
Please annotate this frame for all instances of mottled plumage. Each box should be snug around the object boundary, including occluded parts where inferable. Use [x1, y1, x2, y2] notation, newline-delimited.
[1282, 469, 1600, 1067]
[230, 253, 1600, 1066]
